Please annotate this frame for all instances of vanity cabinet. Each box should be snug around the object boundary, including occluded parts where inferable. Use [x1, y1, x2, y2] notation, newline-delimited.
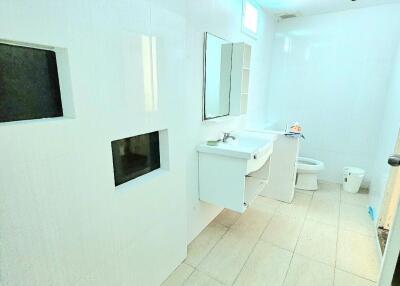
[197, 132, 274, 213]
[230, 43, 251, 116]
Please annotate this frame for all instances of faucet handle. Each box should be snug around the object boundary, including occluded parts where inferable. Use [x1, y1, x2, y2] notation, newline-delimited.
[221, 132, 236, 142]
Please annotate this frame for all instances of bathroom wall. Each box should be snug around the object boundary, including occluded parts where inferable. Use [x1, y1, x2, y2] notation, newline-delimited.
[0, 0, 276, 285]
[265, 4, 400, 184]
[0, 1, 189, 285]
[369, 40, 400, 220]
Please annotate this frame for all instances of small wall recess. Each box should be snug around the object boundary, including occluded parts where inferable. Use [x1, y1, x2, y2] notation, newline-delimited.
[111, 131, 161, 186]
[0, 42, 67, 123]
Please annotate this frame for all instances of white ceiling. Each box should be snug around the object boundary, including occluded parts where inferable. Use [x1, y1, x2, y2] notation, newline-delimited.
[259, 0, 400, 16]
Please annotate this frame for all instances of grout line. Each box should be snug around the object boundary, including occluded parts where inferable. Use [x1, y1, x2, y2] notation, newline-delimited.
[332, 184, 343, 286]
[257, 239, 296, 253]
[282, 191, 313, 286]
[182, 226, 230, 286]
[230, 200, 280, 286]
[334, 267, 378, 283]
[338, 184, 376, 238]
[335, 183, 378, 284]
[334, 184, 343, 272]
[161, 262, 195, 286]
[285, 182, 341, 285]
[293, 252, 337, 268]
[181, 213, 237, 285]
[189, 212, 243, 285]
[195, 222, 230, 267]
[178, 264, 196, 286]
[180, 266, 225, 286]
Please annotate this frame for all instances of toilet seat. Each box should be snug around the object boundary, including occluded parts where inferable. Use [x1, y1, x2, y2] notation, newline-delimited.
[297, 157, 324, 173]
[296, 157, 325, 191]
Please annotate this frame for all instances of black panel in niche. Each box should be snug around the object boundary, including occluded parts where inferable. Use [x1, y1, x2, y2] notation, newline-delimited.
[0, 43, 63, 123]
[111, 131, 161, 186]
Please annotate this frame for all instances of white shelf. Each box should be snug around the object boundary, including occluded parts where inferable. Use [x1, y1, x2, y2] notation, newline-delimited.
[243, 45, 252, 68]
[230, 42, 252, 116]
[245, 177, 267, 206]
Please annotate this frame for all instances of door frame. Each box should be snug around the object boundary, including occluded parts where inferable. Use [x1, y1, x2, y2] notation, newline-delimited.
[378, 131, 400, 229]
[378, 188, 400, 285]
[378, 130, 400, 285]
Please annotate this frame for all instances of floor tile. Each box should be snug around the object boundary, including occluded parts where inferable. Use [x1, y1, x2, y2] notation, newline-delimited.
[295, 189, 314, 196]
[161, 263, 194, 286]
[185, 222, 228, 267]
[252, 195, 282, 214]
[336, 230, 380, 281]
[276, 193, 312, 219]
[339, 203, 375, 237]
[233, 241, 292, 286]
[183, 270, 223, 286]
[319, 181, 341, 192]
[213, 209, 241, 228]
[261, 213, 304, 251]
[313, 182, 340, 203]
[197, 228, 259, 285]
[334, 269, 376, 286]
[283, 254, 335, 286]
[340, 190, 370, 207]
[307, 198, 339, 226]
[230, 207, 274, 238]
[295, 219, 337, 266]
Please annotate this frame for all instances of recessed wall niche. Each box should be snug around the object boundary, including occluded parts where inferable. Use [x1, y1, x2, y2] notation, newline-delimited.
[111, 131, 162, 187]
[0, 40, 74, 123]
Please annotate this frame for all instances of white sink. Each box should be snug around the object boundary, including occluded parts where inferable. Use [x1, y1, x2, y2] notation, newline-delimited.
[197, 131, 277, 160]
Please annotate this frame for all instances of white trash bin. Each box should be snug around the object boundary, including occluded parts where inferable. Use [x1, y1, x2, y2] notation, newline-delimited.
[343, 167, 365, 193]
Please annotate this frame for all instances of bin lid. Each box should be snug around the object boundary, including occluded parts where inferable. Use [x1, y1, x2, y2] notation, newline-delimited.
[344, 166, 365, 175]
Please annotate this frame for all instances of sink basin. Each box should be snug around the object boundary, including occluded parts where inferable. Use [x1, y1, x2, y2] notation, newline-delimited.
[197, 131, 277, 160]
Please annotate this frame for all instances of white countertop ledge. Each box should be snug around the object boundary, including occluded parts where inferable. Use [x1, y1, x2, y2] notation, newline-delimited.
[197, 131, 277, 160]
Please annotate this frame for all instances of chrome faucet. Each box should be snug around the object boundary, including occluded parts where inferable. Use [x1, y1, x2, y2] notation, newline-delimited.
[222, 132, 236, 143]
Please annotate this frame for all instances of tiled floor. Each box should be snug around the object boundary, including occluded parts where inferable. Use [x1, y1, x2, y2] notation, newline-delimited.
[162, 182, 380, 286]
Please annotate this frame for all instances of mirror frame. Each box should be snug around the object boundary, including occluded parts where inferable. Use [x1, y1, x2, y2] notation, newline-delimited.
[202, 32, 233, 121]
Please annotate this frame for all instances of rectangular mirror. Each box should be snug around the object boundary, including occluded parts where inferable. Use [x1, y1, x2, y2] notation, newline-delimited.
[203, 33, 233, 120]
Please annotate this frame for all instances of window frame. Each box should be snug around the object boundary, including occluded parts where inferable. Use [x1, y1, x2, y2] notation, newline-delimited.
[111, 131, 161, 187]
[241, 0, 260, 39]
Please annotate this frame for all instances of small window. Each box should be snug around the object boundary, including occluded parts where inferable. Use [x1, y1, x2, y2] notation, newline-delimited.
[242, 0, 259, 38]
[0, 42, 64, 123]
[111, 131, 161, 186]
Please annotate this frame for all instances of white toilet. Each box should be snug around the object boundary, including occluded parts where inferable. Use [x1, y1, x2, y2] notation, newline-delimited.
[296, 157, 325, 191]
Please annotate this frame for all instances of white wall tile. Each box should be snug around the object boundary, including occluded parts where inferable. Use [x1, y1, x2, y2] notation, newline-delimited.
[265, 4, 400, 184]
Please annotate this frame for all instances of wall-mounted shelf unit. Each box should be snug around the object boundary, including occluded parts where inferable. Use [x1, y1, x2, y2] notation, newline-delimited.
[230, 43, 252, 116]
